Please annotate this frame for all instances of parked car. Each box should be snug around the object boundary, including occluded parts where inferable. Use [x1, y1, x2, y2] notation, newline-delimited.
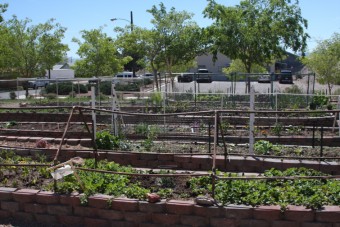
[279, 70, 293, 84]
[141, 73, 154, 80]
[23, 78, 49, 89]
[177, 73, 194, 83]
[113, 72, 141, 84]
[257, 75, 271, 83]
[196, 69, 212, 83]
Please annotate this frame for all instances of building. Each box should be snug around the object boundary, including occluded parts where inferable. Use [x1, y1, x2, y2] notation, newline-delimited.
[45, 63, 75, 79]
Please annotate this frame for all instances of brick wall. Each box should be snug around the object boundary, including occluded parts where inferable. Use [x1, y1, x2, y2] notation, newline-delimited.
[59, 151, 340, 175]
[0, 188, 339, 227]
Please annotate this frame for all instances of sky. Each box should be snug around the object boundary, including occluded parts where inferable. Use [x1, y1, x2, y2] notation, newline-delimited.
[2, 0, 340, 59]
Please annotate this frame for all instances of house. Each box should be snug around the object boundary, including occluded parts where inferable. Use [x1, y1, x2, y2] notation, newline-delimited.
[190, 52, 231, 74]
[45, 63, 75, 79]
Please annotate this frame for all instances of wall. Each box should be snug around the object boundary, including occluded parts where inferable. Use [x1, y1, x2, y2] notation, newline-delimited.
[0, 188, 339, 227]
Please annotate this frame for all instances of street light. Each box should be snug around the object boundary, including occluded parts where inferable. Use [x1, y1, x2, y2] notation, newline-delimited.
[110, 11, 133, 31]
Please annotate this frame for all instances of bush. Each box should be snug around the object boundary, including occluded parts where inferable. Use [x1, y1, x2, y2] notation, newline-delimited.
[9, 91, 16, 100]
[95, 130, 121, 150]
[46, 82, 88, 95]
[284, 85, 303, 94]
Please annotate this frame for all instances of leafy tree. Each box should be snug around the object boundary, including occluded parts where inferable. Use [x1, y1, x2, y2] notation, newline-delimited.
[72, 27, 131, 77]
[3, 16, 68, 78]
[204, 0, 309, 73]
[223, 59, 267, 74]
[302, 33, 340, 95]
[147, 3, 208, 79]
[0, 3, 7, 22]
[114, 26, 145, 77]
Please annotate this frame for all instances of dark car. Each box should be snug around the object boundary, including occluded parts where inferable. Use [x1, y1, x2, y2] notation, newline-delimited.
[177, 73, 194, 83]
[196, 69, 212, 83]
[279, 70, 293, 84]
[23, 78, 49, 89]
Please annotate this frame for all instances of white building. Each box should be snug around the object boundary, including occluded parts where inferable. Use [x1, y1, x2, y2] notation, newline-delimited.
[45, 63, 75, 79]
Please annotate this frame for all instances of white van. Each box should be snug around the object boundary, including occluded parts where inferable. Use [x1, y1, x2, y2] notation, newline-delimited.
[113, 72, 141, 84]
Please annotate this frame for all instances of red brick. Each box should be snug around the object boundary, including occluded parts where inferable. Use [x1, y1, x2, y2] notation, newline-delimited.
[35, 214, 58, 224]
[97, 209, 124, 220]
[1, 201, 19, 212]
[0, 210, 11, 218]
[24, 203, 47, 214]
[191, 155, 213, 170]
[0, 187, 16, 200]
[157, 154, 174, 161]
[315, 206, 340, 223]
[272, 220, 300, 227]
[193, 205, 223, 217]
[88, 194, 113, 209]
[59, 215, 84, 226]
[174, 155, 191, 163]
[284, 205, 314, 222]
[111, 198, 139, 211]
[13, 211, 35, 222]
[225, 205, 253, 219]
[166, 200, 194, 215]
[139, 201, 166, 213]
[110, 220, 136, 227]
[83, 217, 110, 227]
[47, 204, 72, 215]
[74, 206, 98, 217]
[181, 215, 209, 226]
[254, 205, 283, 221]
[239, 219, 270, 227]
[210, 217, 236, 227]
[59, 192, 81, 206]
[124, 211, 151, 223]
[263, 158, 283, 170]
[36, 191, 59, 204]
[12, 189, 39, 203]
[139, 223, 161, 227]
[301, 223, 332, 227]
[139, 153, 157, 161]
[151, 213, 180, 225]
[281, 159, 301, 170]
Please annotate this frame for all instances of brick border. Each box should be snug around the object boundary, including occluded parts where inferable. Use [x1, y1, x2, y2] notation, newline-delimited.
[1, 189, 339, 226]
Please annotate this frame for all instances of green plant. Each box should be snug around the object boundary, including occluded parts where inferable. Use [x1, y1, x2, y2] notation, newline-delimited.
[271, 122, 283, 136]
[95, 131, 121, 150]
[312, 92, 329, 108]
[45, 93, 57, 100]
[254, 140, 273, 155]
[9, 91, 16, 100]
[150, 92, 163, 106]
[5, 121, 17, 128]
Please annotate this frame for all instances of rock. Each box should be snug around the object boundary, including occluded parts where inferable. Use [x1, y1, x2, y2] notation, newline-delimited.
[195, 196, 215, 206]
[147, 193, 161, 203]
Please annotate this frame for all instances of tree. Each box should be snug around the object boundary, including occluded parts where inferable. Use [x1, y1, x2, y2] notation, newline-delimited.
[147, 3, 208, 79]
[204, 0, 309, 73]
[302, 33, 340, 95]
[72, 27, 131, 77]
[114, 26, 145, 77]
[0, 3, 7, 22]
[4, 16, 68, 78]
[223, 59, 267, 74]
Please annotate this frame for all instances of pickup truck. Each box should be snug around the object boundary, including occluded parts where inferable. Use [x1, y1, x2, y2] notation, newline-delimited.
[23, 78, 49, 89]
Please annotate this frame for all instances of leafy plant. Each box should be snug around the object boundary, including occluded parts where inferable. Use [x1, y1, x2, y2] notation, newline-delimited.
[9, 91, 16, 100]
[5, 121, 17, 128]
[271, 122, 283, 136]
[95, 130, 120, 150]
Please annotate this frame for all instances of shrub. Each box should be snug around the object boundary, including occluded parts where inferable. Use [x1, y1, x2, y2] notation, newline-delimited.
[284, 85, 303, 94]
[45, 93, 57, 100]
[46, 82, 88, 95]
[95, 130, 121, 150]
[9, 91, 16, 100]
